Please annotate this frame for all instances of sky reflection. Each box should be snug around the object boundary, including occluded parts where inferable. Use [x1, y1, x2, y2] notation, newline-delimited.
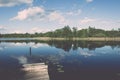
[0, 41, 120, 80]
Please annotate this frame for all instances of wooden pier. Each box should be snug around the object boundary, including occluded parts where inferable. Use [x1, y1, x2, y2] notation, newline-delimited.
[22, 63, 49, 80]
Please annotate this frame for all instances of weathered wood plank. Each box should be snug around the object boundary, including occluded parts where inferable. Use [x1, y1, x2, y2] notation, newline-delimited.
[22, 63, 49, 80]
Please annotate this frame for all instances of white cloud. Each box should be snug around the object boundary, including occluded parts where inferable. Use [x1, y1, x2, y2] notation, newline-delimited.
[94, 20, 120, 30]
[13, 30, 24, 33]
[31, 27, 49, 33]
[0, 25, 6, 30]
[31, 27, 40, 32]
[0, 0, 33, 7]
[66, 12, 74, 16]
[77, 18, 120, 30]
[80, 17, 96, 24]
[48, 11, 68, 25]
[11, 7, 45, 21]
[66, 9, 82, 16]
[11, 6, 68, 25]
[86, 0, 93, 3]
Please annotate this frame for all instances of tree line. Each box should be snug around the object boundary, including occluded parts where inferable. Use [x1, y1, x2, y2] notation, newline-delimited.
[0, 25, 120, 38]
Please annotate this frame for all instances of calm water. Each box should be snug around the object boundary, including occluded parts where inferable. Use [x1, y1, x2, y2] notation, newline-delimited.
[0, 40, 120, 80]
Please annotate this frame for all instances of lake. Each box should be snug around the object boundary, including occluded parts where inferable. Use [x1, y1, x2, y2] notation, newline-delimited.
[0, 40, 120, 80]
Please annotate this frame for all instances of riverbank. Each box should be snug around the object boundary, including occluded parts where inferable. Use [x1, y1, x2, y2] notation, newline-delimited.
[33, 37, 120, 41]
[0, 37, 120, 41]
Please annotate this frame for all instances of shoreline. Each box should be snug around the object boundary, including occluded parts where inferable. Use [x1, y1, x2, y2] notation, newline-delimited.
[0, 37, 120, 41]
[33, 37, 120, 41]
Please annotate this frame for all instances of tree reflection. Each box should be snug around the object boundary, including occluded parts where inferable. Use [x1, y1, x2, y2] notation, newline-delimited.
[0, 40, 120, 80]
[47, 40, 120, 51]
[0, 40, 120, 51]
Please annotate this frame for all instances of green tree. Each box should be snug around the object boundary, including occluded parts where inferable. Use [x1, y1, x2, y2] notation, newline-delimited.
[62, 25, 72, 38]
[118, 28, 120, 32]
[72, 27, 78, 37]
[77, 29, 88, 37]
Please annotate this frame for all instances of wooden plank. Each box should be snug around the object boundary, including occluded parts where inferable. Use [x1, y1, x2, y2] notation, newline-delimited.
[22, 63, 49, 80]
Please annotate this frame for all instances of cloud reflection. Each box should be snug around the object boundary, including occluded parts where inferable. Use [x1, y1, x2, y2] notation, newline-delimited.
[13, 56, 28, 64]
[79, 50, 95, 57]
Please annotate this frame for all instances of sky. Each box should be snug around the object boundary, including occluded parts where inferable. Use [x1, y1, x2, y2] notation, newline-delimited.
[0, 0, 120, 34]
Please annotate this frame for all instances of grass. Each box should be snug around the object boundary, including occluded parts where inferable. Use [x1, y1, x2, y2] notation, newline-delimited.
[0, 37, 120, 41]
[33, 37, 120, 41]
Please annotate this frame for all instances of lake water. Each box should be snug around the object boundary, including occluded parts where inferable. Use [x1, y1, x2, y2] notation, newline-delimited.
[0, 40, 120, 80]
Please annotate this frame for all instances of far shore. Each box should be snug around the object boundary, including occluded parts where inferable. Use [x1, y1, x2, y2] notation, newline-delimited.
[0, 37, 120, 41]
[33, 37, 120, 41]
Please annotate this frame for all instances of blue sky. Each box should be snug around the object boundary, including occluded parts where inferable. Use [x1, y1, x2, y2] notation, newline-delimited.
[0, 0, 120, 33]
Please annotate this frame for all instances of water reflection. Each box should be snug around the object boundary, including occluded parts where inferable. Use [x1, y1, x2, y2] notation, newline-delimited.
[1, 40, 120, 51]
[0, 55, 26, 80]
[0, 40, 120, 80]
